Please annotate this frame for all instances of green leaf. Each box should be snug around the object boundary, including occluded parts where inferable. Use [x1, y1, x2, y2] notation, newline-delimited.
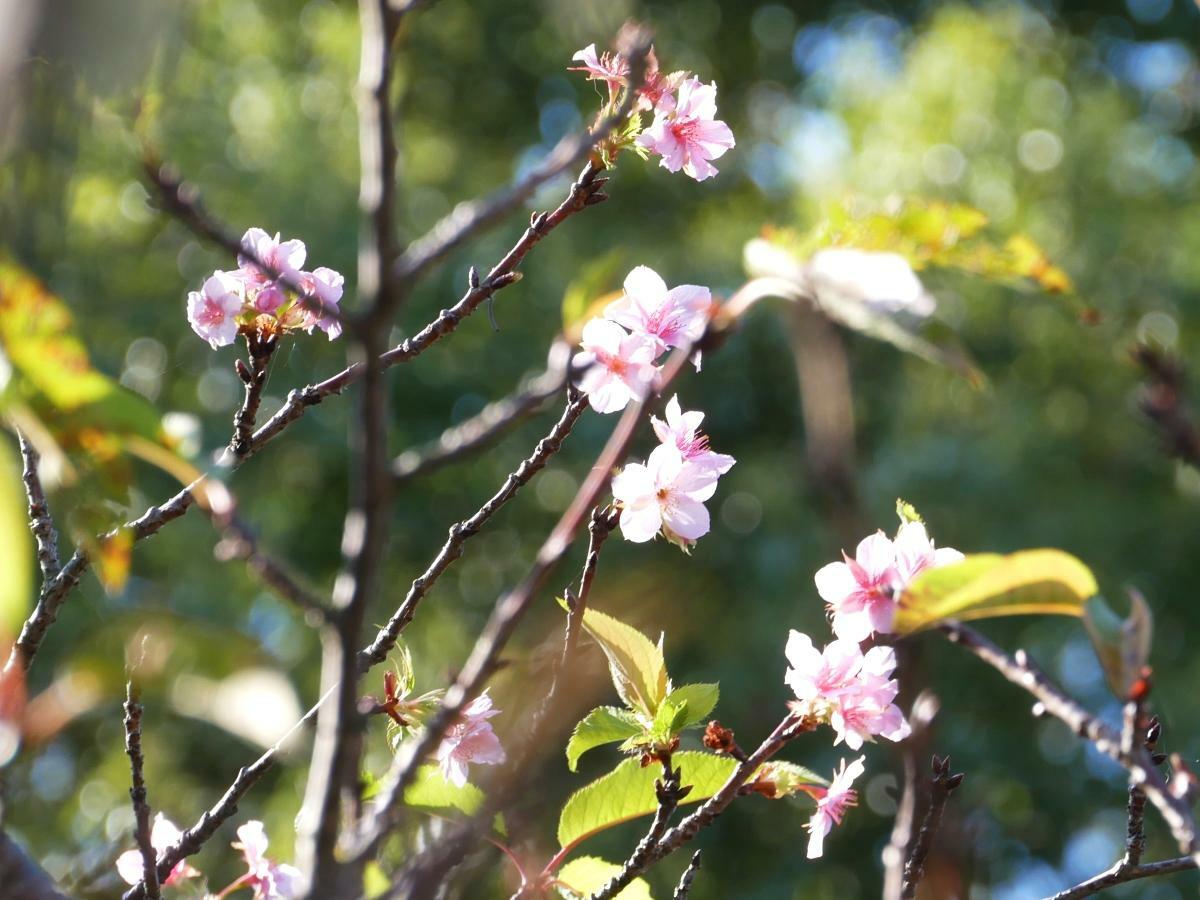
[576, 606, 669, 718]
[751, 760, 828, 798]
[664, 683, 719, 729]
[363, 862, 389, 900]
[0, 439, 32, 634]
[895, 549, 1099, 634]
[404, 763, 484, 815]
[896, 498, 923, 526]
[566, 706, 644, 772]
[1083, 590, 1153, 699]
[555, 856, 654, 899]
[649, 696, 688, 743]
[557, 751, 736, 852]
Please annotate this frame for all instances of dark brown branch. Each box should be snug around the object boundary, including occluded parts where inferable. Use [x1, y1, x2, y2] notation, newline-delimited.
[591, 761, 689, 900]
[939, 621, 1200, 867]
[0, 830, 68, 900]
[1134, 343, 1200, 468]
[392, 344, 570, 485]
[883, 692, 941, 900]
[392, 24, 653, 286]
[359, 391, 590, 670]
[900, 755, 963, 899]
[673, 851, 702, 900]
[122, 682, 160, 900]
[1121, 699, 1149, 870]
[230, 334, 277, 459]
[17, 432, 59, 583]
[1051, 855, 1198, 899]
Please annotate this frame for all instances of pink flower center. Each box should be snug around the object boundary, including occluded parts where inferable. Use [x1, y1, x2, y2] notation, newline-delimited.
[198, 297, 228, 325]
[669, 116, 700, 145]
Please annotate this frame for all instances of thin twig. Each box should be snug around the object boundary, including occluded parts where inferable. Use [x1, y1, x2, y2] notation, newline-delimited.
[939, 621, 1200, 868]
[673, 851, 702, 900]
[883, 692, 941, 900]
[17, 432, 60, 583]
[900, 755, 963, 899]
[230, 334, 277, 459]
[123, 682, 160, 900]
[1050, 855, 1198, 899]
[360, 391, 590, 670]
[392, 343, 571, 485]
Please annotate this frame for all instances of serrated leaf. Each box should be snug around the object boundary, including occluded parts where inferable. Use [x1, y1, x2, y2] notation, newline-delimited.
[576, 606, 669, 718]
[557, 751, 736, 852]
[664, 683, 719, 729]
[555, 856, 654, 899]
[404, 763, 484, 815]
[567, 706, 644, 772]
[895, 549, 1098, 634]
[649, 696, 688, 743]
[1083, 590, 1153, 699]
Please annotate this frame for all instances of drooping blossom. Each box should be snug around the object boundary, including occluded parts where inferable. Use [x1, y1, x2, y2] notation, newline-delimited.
[891, 520, 964, 587]
[186, 271, 244, 349]
[804, 249, 936, 319]
[233, 820, 302, 900]
[651, 395, 735, 477]
[604, 266, 711, 357]
[636, 77, 735, 181]
[569, 44, 676, 112]
[116, 814, 200, 887]
[574, 318, 658, 414]
[296, 266, 345, 340]
[806, 757, 865, 859]
[435, 691, 506, 787]
[814, 531, 900, 642]
[611, 444, 719, 548]
[784, 631, 910, 750]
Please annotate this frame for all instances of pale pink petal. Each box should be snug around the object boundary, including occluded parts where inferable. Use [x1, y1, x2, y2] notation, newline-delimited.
[933, 547, 965, 566]
[855, 531, 896, 581]
[116, 850, 145, 886]
[611, 463, 655, 506]
[814, 561, 858, 607]
[831, 608, 874, 643]
[662, 493, 710, 541]
[619, 501, 663, 543]
[806, 812, 832, 859]
[623, 265, 669, 308]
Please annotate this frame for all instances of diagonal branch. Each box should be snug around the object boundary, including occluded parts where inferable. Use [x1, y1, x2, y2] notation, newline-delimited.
[1051, 855, 1198, 899]
[17, 432, 60, 584]
[672, 851, 702, 900]
[122, 681, 160, 900]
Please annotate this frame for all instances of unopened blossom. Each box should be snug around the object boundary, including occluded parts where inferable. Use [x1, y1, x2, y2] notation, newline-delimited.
[187, 271, 244, 349]
[806, 757, 865, 859]
[784, 631, 910, 750]
[604, 266, 711, 358]
[611, 444, 719, 547]
[652, 395, 735, 477]
[233, 820, 302, 900]
[116, 814, 200, 887]
[805, 249, 936, 319]
[574, 318, 658, 414]
[814, 531, 899, 642]
[636, 77, 735, 181]
[891, 520, 964, 588]
[436, 692, 506, 787]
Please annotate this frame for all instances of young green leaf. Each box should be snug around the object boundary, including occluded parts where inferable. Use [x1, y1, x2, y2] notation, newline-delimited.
[557, 751, 737, 853]
[577, 606, 669, 718]
[555, 856, 654, 899]
[404, 763, 484, 816]
[566, 706, 645, 772]
[895, 549, 1098, 633]
[664, 683, 719, 728]
[648, 696, 689, 744]
[1083, 590, 1153, 699]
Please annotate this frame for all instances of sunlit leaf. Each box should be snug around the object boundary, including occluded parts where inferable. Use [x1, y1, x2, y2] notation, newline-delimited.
[566, 706, 643, 772]
[1083, 590, 1153, 699]
[0, 440, 32, 634]
[664, 683, 719, 729]
[895, 549, 1099, 633]
[404, 763, 484, 816]
[574, 606, 669, 719]
[750, 760, 827, 798]
[555, 856, 654, 899]
[557, 751, 735, 853]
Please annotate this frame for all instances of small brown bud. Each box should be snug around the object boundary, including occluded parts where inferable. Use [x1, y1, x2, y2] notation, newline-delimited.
[945, 772, 965, 791]
[703, 720, 738, 755]
[235, 358, 253, 384]
[468, 266, 480, 289]
[1146, 717, 1162, 748]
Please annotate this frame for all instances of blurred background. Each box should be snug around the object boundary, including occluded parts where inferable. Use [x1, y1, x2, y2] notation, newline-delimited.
[2, 0, 1200, 896]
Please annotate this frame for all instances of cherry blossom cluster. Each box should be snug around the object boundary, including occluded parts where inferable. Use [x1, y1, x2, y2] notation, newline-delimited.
[570, 44, 735, 181]
[782, 518, 962, 857]
[186, 228, 344, 349]
[116, 815, 300, 898]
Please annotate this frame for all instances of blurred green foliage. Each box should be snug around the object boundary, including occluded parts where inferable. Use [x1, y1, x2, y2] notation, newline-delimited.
[2, 0, 1200, 897]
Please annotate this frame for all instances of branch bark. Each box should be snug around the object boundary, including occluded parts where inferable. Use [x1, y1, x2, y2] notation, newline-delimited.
[122, 682, 160, 900]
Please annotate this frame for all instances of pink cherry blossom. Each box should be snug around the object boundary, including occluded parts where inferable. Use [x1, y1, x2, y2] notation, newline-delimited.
[652, 395, 735, 477]
[235, 227, 306, 288]
[116, 814, 200, 887]
[187, 271, 245, 349]
[806, 757, 865, 859]
[891, 521, 964, 588]
[297, 266, 345, 340]
[814, 531, 899, 642]
[636, 77, 735, 181]
[805, 248, 936, 318]
[784, 631, 910, 750]
[436, 691, 506, 787]
[611, 444, 719, 547]
[569, 43, 628, 99]
[604, 266, 711, 356]
[233, 820, 302, 900]
[574, 318, 658, 414]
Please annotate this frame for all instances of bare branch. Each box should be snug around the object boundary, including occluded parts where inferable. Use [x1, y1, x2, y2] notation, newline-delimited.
[673, 852, 702, 900]
[122, 682, 160, 900]
[0, 830, 68, 900]
[230, 334, 277, 460]
[883, 692, 941, 900]
[17, 432, 59, 583]
[900, 755, 963, 899]
[1050, 856, 1198, 899]
[359, 391, 590, 670]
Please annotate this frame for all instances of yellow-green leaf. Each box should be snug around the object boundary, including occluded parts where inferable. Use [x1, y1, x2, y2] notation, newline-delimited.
[895, 549, 1099, 633]
[557, 751, 735, 852]
[1083, 591, 1153, 699]
[576, 606, 669, 719]
[556, 856, 654, 900]
[404, 763, 484, 815]
[566, 706, 644, 772]
[0, 440, 32, 635]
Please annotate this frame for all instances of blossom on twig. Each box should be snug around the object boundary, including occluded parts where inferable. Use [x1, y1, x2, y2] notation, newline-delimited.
[116, 814, 200, 888]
